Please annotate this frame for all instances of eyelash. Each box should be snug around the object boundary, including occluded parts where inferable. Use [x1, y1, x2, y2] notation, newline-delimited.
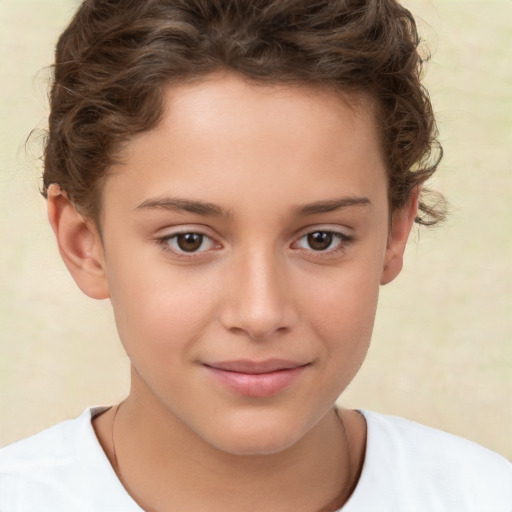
[156, 229, 220, 261]
[293, 230, 353, 256]
[156, 228, 353, 261]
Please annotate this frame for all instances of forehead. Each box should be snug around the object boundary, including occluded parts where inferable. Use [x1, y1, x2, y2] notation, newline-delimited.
[103, 73, 387, 221]
[155, 74, 378, 158]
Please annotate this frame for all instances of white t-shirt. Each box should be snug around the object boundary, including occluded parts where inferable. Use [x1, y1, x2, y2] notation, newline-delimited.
[0, 407, 510, 511]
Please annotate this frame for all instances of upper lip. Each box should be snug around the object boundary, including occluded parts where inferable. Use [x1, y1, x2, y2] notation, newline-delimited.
[204, 359, 309, 374]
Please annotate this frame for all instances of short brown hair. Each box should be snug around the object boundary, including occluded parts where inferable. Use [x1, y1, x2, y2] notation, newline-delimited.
[42, 0, 445, 225]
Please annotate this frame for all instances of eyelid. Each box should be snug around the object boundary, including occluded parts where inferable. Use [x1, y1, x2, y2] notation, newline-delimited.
[153, 224, 354, 260]
[291, 225, 354, 254]
[155, 225, 223, 259]
[293, 224, 353, 240]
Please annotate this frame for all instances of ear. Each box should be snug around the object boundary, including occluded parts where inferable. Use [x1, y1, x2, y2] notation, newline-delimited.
[380, 188, 419, 285]
[47, 184, 110, 299]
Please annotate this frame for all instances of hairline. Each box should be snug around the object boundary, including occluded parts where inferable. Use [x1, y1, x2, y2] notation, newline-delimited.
[86, 72, 386, 233]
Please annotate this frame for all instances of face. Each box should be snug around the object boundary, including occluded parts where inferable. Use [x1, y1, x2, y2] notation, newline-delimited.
[89, 74, 407, 455]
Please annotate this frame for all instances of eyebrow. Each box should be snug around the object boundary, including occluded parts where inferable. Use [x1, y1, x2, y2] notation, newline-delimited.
[136, 197, 231, 217]
[293, 196, 371, 216]
[135, 195, 370, 217]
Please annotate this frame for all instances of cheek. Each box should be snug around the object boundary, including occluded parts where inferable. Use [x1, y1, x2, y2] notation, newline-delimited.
[300, 256, 382, 371]
[106, 255, 219, 367]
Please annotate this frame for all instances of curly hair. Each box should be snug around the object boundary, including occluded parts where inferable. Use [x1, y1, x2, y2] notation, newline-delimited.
[43, 0, 445, 225]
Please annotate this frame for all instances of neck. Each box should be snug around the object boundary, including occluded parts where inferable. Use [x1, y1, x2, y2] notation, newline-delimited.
[101, 386, 356, 512]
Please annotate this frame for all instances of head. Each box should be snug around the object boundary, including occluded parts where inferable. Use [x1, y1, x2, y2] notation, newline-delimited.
[43, 0, 443, 226]
[44, 0, 445, 455]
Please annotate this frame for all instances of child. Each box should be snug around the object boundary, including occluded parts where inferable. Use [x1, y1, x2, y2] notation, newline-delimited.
[0, 0, 510, 510]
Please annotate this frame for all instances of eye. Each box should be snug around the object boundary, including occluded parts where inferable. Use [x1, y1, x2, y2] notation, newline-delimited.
[159, 231, 219, 255]
[294, 230, 351, 253]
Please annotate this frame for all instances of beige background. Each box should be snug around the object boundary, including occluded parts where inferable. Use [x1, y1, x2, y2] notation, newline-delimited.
[1, 1, 511, 458]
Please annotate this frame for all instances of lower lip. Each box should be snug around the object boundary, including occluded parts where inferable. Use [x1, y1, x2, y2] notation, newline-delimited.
[204, 365, 307, 398]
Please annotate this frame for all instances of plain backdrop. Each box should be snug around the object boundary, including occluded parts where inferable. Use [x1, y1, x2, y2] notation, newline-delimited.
[1, 0, 511, 458]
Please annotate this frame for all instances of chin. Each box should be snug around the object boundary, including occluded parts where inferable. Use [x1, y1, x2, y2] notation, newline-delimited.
[208, 430, 303, 457]
[197, 409, 314, 457]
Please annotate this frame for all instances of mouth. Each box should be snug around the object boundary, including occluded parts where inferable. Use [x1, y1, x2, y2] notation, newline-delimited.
[203, 359, 310, 397]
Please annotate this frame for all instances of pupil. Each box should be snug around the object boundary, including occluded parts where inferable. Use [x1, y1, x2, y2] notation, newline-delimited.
[307, 232, 332, 251]
[177, 233, 203, 252]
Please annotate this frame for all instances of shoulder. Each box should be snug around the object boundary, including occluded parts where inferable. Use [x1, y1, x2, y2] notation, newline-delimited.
[0, 412, 82, 473]
[0, 407, 130, 511]
[346, 410, 512, 511]
[364, 410, 511, 470]
[0, 407, 107, 471]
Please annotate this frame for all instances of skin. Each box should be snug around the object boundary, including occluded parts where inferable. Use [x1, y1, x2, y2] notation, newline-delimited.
[48, 73, 418, 511]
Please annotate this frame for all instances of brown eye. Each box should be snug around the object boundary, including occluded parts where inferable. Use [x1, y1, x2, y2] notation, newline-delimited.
[159, 231, 219, 258]
[307, 231, 334, 251]
[176, 233, 204, 252]
[293, 230, 351, 254]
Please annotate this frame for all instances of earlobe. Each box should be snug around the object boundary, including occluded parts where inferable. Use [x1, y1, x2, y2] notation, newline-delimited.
[380, 189, 419, 285]
[47, 184, 110, 299]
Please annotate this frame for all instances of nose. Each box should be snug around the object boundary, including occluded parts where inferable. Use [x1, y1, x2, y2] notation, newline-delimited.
[219, 248, 298, 341]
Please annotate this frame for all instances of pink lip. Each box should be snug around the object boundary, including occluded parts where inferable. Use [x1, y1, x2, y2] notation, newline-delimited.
[203, 359, 309, 398]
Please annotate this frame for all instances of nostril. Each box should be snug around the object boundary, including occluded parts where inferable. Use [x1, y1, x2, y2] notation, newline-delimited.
[226, 321, 292, 341]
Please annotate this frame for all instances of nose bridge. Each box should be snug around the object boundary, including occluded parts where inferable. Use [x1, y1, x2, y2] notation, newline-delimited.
[221, 244, 297, 340]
